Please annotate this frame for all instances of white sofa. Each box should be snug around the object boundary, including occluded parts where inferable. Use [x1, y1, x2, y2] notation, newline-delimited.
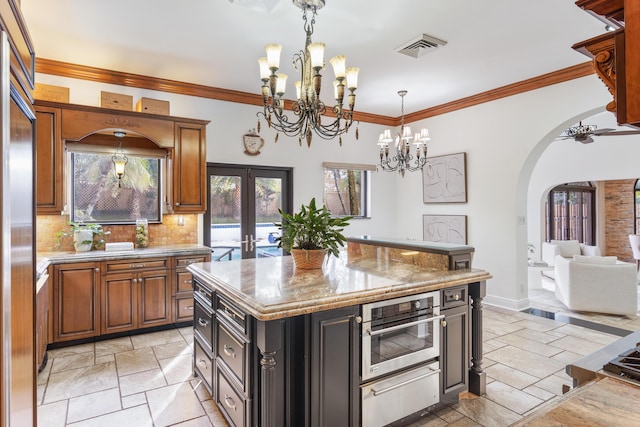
[554, 255, 638, 316]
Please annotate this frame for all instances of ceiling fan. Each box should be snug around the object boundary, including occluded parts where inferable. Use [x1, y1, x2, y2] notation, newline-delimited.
[555, 121, 640, 144]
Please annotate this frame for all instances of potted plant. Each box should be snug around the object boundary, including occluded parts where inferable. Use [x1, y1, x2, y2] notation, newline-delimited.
[275, 198, 352, 269]
[57, 222, 105, 252]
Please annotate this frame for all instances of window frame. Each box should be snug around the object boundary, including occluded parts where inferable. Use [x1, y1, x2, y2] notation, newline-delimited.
[66, 145, 166, 225]
[322, 162, 373, 219]
[545, 181, 596, 244]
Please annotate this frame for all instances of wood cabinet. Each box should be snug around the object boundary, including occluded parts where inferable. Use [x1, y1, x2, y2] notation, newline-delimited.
[174, 254, 210, 323]
[52, 262, 101, 342]
[36, 274, 50, 372]
[34, 100, 209, 215]
[310, 306, 360, 427]
[173, 122, 207, 213]
[35, 106, 64, 214]
[101, 258, 171, 334]
[440, 286, 469, 404]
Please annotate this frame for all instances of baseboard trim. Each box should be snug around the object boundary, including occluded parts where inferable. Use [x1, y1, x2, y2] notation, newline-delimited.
[484, 295, 530, 311]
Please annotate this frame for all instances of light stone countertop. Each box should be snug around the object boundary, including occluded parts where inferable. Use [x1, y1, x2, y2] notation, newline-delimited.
[188, 253, 491, 321]
[37, 244, 212, 276]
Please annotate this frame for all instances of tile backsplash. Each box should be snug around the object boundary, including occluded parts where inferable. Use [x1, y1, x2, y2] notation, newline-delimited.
[36, 214, 198, 252]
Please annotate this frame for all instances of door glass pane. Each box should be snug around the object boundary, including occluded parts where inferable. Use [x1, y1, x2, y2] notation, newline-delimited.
[209, 175, 242, 261]
[254, 176, 283, 258]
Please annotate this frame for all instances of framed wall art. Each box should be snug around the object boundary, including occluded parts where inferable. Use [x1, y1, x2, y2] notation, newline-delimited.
[423, 214, 467, 244]
[422, 152, 467, 203]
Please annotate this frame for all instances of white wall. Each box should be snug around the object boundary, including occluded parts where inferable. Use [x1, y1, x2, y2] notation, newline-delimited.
[36, 74, 397, 241]
[37, 72, 621, 310]
[527, 110, 640, 258]
[392, 75, 614, 309]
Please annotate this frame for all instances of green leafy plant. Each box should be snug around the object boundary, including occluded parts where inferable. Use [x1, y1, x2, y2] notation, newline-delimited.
[275, 198, 352, 258]
[56, 222, 105, 251]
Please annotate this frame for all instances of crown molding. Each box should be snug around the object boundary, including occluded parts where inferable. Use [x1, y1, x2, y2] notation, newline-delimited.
[36, 58, 594, 126]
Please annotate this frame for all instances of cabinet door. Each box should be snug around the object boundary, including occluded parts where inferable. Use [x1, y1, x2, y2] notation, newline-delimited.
[101, 273, 137, 334]
[53, 262, 101, 342]
[139, 269, 172, 327]
[310, 306, 360, 427]
[35, 106, 64, 214]
[440, 304, 469, 404]
[36, 274, 50, 372]
[173, 122, 206, 213]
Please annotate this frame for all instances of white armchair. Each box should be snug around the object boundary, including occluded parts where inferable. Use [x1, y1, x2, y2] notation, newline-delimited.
[541, 240, 601, 267]
[554, 255, 638, 316]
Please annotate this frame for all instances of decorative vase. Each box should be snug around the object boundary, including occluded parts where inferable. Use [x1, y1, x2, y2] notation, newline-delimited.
[73, 229, 94, 252]
[136, 218, 149, 248]
[291, 249, 326, 269]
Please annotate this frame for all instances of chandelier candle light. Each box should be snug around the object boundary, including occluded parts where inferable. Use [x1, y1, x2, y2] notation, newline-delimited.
[378, 90, 430, 177]
[257, 0, 359, 147]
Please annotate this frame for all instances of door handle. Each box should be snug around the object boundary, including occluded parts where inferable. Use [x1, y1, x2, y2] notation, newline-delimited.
[240, 234, 257, 252]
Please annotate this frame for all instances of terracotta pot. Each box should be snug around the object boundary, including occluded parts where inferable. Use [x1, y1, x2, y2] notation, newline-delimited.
[290, 249, 326, 269]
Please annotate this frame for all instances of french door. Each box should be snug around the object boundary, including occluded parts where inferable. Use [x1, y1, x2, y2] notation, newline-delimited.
[204, 163, 292, 260]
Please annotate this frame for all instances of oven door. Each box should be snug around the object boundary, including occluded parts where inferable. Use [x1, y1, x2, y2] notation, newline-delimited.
[362, 307, 442, 381]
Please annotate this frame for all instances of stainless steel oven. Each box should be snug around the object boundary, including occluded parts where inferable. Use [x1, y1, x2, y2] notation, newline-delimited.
[361, 291, 442, 381]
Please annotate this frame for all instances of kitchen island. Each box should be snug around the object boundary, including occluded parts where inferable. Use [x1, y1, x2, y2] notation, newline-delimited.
[188, 239, 490, 427]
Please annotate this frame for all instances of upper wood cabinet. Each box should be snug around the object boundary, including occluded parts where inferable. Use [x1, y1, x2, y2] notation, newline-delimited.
[173, 122, 207, 212]
[35, 100, 210, 214]
[35, 106, 64, 214]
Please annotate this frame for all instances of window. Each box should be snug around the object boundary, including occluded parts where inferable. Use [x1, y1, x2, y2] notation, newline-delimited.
[322, 162, 373, 218]
[545, 182, 595, 244]
[70, 149, 163, 224]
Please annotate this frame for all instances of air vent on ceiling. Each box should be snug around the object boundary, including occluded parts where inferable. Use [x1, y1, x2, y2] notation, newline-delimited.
[395, 34, 447, 58]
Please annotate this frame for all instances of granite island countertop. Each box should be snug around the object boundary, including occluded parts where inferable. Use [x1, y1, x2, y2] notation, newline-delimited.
[188, 253, 491, 321]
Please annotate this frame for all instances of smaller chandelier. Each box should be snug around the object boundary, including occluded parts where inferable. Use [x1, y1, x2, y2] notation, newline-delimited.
[378, 90, 430, 177]
[112, 131, 128, 188]
[257, 0, 359, 147]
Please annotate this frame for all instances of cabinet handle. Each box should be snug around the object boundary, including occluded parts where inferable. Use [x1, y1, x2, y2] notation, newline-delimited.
[354, 316, 362, 324]
[184, 279, 193, 284]
[95, 268, 100, 272]
[198, 358, 208, 370]
[198, 318, 209, 327]
[224, 307, 236, 320]
[183, 259, 198, 264]
[184, 305, 194, 311]
[129, 263, 146, 269]
[224, 395, 237, 411]
[176, 202, 180, 206]
[454, 294, 460, 301]
[223, 345, 236, 359]
[441, 319, 447, 328]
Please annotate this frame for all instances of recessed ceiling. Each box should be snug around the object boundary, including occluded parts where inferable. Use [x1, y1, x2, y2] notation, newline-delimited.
[21, 0, 608, 117]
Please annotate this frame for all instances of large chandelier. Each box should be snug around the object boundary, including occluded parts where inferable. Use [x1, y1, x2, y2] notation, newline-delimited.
[378, 90, 430, 177]
[257, 0, 359, 147]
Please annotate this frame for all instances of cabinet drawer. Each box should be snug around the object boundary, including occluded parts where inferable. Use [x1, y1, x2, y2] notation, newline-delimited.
[175, 296, 195, 323]
[176, 271, 194, 294]
[194, 298, 214, 351]
[194, 279, 213, 307]
[217, 363, 250, 427]
[194, 336, 214, 396]
[217, 321, 247, 390]
[176, 255, 209, 269]
[442, 286, 467, 309]
[104, 258, 169, 273]
[216, 295, 248, 337]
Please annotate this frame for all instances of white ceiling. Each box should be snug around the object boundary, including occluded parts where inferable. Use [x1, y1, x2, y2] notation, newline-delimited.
[21, 0, 609, 118]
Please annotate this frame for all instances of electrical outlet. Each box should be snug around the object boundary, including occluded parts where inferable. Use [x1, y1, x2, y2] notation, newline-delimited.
[517, 216, 526, 225]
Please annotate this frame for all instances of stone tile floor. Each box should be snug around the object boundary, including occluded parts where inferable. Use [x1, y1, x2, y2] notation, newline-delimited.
[37, 299, 630, 427]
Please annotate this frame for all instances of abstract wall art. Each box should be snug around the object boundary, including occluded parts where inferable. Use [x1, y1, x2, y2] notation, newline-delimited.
[423, 215, 467, 244]
[422, 152, 467, 203]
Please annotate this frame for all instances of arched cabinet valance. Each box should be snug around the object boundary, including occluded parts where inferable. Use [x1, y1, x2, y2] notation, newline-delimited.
[35, 99, 209, 215]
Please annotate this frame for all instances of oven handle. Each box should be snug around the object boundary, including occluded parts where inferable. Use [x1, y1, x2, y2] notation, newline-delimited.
[366, 314, 444, 337]
[371, 367, 442, 396]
